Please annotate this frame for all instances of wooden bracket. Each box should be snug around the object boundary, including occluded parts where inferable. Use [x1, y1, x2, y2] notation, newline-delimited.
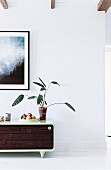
[51, 0, 55, 9]
[98, 0, 111, 13]
[0, 0, 8, 9]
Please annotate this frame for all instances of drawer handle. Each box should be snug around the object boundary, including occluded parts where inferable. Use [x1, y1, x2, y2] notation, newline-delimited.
[48, 126, 51, 130]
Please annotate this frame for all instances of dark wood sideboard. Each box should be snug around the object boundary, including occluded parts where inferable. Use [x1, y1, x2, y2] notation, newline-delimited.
[0, 121, 54, 158]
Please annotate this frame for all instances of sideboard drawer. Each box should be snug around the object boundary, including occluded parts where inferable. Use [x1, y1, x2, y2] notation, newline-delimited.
[0, 125, 54, 150]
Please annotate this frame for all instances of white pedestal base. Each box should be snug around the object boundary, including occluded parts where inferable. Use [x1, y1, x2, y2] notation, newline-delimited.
[40, 151, 45, 158]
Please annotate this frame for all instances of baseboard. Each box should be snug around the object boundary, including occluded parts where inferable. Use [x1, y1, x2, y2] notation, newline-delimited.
[54, 141, 107, 152]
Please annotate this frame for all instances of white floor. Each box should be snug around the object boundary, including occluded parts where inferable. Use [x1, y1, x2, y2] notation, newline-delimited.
[0, 139, 111, 170]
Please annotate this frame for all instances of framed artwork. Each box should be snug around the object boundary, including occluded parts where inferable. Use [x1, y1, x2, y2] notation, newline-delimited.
[0, 31, 30, 90]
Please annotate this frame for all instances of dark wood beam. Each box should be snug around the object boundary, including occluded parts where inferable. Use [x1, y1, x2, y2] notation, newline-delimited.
[51, 0, 55, 9]
[98, 0, 111, 13]
[0, 0, 8, 9]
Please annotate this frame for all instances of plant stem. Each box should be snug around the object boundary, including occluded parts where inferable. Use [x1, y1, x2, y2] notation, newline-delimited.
[42, 82, 52, 107]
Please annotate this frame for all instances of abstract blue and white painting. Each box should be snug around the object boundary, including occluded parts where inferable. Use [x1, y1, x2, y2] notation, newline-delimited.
[0, 31, 29, 90]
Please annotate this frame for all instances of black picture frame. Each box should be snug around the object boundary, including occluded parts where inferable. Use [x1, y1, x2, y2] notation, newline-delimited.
[0, 31, 30, 90]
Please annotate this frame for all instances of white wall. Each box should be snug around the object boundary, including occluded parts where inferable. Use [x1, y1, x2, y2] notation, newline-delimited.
[106, 8, 111, 45]
[105, 45, 111, 136]
[105, 8, 111, 136]
[0, 0, 106, 151]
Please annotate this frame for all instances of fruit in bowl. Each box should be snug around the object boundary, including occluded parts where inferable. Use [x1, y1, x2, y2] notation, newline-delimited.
[20, 113, 37, 121]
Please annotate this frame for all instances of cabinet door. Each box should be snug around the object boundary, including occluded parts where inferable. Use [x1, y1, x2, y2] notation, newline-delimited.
[0, 125, 54, 149]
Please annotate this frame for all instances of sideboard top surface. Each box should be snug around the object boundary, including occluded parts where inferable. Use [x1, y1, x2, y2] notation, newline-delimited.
[0, 120, 53, 125]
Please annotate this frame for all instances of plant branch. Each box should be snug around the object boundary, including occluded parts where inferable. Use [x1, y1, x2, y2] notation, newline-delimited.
[47, 102, 65, 108]
[42, 82, 52, 107]
[45, 82, 52, 95]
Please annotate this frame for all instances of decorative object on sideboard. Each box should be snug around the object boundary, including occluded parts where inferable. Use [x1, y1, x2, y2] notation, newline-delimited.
[4, 113, 11, 121]
[12, 77, 75, 120]
[0, 113, 11, 122]
[20, 113, 39, 122]
[0, 115, 4, 122]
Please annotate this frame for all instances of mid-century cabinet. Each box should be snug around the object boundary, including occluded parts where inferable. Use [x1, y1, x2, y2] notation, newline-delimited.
[0, 121, 54, 158]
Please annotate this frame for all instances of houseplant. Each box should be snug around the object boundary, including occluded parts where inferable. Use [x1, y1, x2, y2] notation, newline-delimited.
[12, 77, 75, 120]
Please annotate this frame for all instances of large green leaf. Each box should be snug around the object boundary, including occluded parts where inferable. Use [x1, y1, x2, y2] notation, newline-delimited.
[12, 94, 24, 107]
[38, 77, 46, 87]
[40, 87, 46, 91]
[28, 96, 37, 99]
[37, 94, 43, 105]
[33, 82, 44, 88]
[51, 81, 60, 86]
[65, 102, 75, 112]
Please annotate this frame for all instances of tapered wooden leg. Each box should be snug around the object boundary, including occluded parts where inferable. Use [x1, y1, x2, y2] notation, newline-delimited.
[40, 151, 45, 158]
